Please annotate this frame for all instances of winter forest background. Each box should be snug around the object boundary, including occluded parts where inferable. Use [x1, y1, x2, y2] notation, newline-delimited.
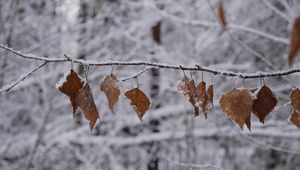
[1, 0, 300, 170]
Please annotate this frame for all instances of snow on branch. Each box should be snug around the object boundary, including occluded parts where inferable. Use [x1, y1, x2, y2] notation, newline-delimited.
[160, 154, 224, 170]
[0, 62, 48, 93]
[154, 5, 289, 44]
[262, 0, 290, 22]
[1, 44, 300, 83]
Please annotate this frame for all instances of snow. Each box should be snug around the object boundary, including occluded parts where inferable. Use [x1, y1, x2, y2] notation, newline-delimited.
[1, 0, 300, 169]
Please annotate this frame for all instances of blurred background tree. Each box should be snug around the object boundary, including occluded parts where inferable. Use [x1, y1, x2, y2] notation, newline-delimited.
[1, 0, 300, 169]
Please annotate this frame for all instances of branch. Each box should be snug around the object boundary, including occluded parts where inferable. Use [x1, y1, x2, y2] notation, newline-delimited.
[0, 62, 48, 93]
[154, 6, 289, 44]
[26, 101, 51, 169]
[262, 0, 290, 22]
[160, 154, 224, 170]
[1, 44, 300, 80]
[278, 0, 291, 14]
[226, 32, 297, 87]
[121, 66, 155, 81]
[239, 132, 300, 156]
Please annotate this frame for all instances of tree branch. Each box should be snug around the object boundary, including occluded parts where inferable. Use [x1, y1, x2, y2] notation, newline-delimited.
[121, 66, 155, 81]
[226, 32, 297, 87]
[154, 6, 289, 44]
[1, 44, 300, 80]
[262, 0, 290, 22]
[159, 154, 224, 170]
[0, 62, 48, 93]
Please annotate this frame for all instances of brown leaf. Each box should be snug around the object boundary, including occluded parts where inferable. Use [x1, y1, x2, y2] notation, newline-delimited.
[152, 21, 161, 45]
[218, 0, 227, 36]
[290, 111, 300, 128]
[58, 69, 84, 114]
[125, 87, 151, 120]
[290, 88, 300, 128]
[100, 73, 120, 113]
[219, 88, 253, 130]
[197, 81, 207, 118]
[76, 83, 99, 131]
[245, 114, 251, 131]
[178, 76, 199, 117]
[188, 79, 199, 117]
[207, 84, 214, 109]
[252, 85, 278, 123]
[288, 16, 300, 67]
[290, 88, 300, 112]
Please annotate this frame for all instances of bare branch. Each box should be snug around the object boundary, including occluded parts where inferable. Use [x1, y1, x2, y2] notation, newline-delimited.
[227, 32, 297, 87]
[262, 0, 290, 22]
[0, 62, 48, 93]
[154, 6, 289, 44]
[121, 67, 156, 82]
[239, 132, 300, 156]
[1, 44, 300, 80]
[279, 0, 291, 13]
[160, 154, 224, 170]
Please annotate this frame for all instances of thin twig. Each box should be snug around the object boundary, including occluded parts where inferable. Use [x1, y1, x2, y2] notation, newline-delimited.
[273, 102, 291, 112]
[227, 32, 297, 87]
[262, 0, 290, 22]
[26, 86, 52, 170]
[160, 154, 225, 170]
[203, 1, 296, 87]
[1, 44, 300, 79]
[0, 62, 48, 93]
[26, 108, 50, 170]
[278, 0, 291, 15]
[153, 5, 289, 44]
[239, 132, 300, 156]
[121, 67, 155, 81]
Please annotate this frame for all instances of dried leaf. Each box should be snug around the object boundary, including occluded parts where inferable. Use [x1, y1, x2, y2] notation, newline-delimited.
[188, 79, 199, 117]
[290, 88, 300, 128]
[245, 114, 251, 131]
[290, 111, 300, 128]
[58, 69, 84, 114]
[58, 70, 99, 131]
[152, 21, 161, 45]
[288, 17, 300, 67]
[218, 0, 227, 36]
[125, 87, 151, 120]
[178, 76, 199, 117]
[252, 85, 278, 123]
[76, 84, 99, 131]
[197, 81, 207, 118]
[207, 84, 214, 109]
[290, 88, 300, 112]
[100, 73, 120, 113]
[219, 88, 253, 129]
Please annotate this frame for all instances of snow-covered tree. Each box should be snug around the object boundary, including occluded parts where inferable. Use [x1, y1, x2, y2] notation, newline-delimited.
[1, 0, 300, 169]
